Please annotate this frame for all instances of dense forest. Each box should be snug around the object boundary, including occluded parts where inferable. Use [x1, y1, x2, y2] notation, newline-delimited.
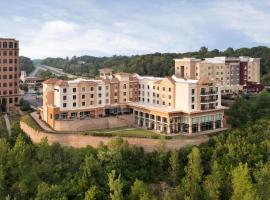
[19, 56, 35, 75]
[1, 91, 270, 199]
[41, 46, 270, 84]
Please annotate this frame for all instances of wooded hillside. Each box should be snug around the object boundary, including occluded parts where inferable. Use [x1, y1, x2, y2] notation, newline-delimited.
[41, 46, 270, 84]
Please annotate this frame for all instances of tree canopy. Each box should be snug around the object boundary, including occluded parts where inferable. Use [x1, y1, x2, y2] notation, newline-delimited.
[41, 46, 270, 84]
[1, 91, 270, 199]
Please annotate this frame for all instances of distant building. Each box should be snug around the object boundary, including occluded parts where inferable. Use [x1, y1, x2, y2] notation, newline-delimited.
[40, 68, 226, 135]
[0, 38, 20, 112]
[175, 56, 262, 94]
[20, 71, 44, 88]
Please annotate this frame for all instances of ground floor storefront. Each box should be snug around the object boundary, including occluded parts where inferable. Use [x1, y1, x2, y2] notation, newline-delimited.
[41, 103, 226, 135]
[132, 107, 225, 135]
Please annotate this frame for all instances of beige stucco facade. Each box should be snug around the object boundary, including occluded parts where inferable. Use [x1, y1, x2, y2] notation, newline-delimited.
[175, 56, 261, 94]
[41, 69, 226, 135]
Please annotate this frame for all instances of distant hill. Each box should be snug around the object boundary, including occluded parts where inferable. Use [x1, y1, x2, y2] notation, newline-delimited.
[41, 46, 270, 84]
[19, 56, 35, 75]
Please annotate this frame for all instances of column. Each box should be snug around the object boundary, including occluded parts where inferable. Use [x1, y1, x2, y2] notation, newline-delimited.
[143, 112, 146, 127]
[221, 114, 224, 128]
[167, 121, 171, 134]
[188, 115, 192, 135]
[137, 114, 141, 126]
[213, 115, 216, 129]
[154, 115, 157, 130]
[160, 117, 164, 133]
[198, 117, 201, 132]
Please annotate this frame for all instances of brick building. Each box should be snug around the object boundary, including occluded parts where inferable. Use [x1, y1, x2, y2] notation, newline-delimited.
[0, 38, 20, 112]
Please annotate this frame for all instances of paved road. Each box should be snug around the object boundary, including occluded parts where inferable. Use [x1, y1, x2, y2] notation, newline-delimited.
[4, 114, 11, 137]
[38, 65, 77, 78]
[29, 66, 47, 77]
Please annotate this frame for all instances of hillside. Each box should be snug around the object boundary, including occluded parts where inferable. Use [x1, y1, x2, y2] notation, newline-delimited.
[19, 56, 35, 75]
[41, 46, 270, 84]
[1, 92, 270, 199]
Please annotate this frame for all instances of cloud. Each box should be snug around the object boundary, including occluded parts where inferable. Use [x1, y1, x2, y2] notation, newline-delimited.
[2, 0, 270, 58]
[209, 0, 270, 44]
[22, 20, 160, 58]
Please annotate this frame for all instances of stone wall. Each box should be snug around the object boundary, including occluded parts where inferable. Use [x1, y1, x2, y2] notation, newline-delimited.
[53, 115, 134, 132]
[20, 121, 209, 152]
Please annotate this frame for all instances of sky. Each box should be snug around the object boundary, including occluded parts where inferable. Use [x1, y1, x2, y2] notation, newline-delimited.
[1, 0, 270, 59]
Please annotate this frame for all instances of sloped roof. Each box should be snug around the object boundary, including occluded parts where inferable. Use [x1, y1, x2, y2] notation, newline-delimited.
[43, 78, 59, 84]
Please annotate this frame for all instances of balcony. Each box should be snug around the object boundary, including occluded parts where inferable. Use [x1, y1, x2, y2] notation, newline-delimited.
[200, 91, 218, 96]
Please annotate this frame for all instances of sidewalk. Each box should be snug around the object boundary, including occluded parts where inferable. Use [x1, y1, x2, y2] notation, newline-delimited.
[30, 112, 54, 132]
[4, 114, 11, 137]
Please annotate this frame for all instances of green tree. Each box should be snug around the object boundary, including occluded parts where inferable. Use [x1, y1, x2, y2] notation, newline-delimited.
[203, 161, 222, 200]
[20, 56, 35, 74]
[84, 185, 99, 200]
[180, 147, 204, 200]
[168, 149, 180, 185]
[35, 182, 67, 200]
[231, 163, 258, 200]
[199, 46, 208, 58]
[19, 83, 28, 93]
[108, 170, 124, 200]
[254, 162, 270, 200]
[130, 179, 152, 200]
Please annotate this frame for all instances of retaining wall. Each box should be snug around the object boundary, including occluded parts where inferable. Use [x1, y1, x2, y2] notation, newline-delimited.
[53, 115, 134, 131]
[20, 121, 209, 152]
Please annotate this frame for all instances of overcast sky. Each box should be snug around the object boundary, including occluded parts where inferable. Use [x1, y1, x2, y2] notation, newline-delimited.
[1, 0, 270, 59]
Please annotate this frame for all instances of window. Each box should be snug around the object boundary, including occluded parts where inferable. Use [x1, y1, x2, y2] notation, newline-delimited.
[169, 88, 171, 92]
[162, 87, 165, 91]
[98, 86, 102, 91]
[90, 101, 94, 105]
[63, 88, 67, 93]
[73, 95, 76, 100]
[73, 88, 76, 93]
[99, 100, 102, 104]
[90, 87, 94, 91]
[192, 104, 195, 109]
[90, 94, 94, 98]
[191, 89, 195, 95]
[191, 97, 195, 103]
[82, 102, 86, 106]
[123, 92, 126, 96]
[82, 94, 85, 99]
[123, 84, 126, 89]
[73, 102, 76, 107]
[169, 95, 171, 99]
[63, 103, 67, 108]
[98, 93, 102, 98]
[82, 87, 86, 92]
[63, 96, 67, 100]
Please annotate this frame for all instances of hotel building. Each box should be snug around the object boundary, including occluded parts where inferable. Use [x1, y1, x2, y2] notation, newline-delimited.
[175, 56, 262, 94]
[41, 68, 226, 135]
[0, 38, 20, 112]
